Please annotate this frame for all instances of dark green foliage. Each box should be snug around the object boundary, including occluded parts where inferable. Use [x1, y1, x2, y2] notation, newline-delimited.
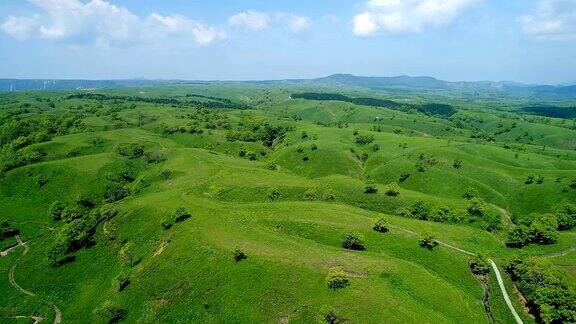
[505, 225, 533, 248]
[48, 201, 65, 221]
[385, 182, 400, 196]
[555, 204, 576, 230]
[233, 249, 247, 262]
[506, 257, 576, 323]
[399, 172, 410, 182]
[452, 159, 462, 169]
[114, 143, 144, 159]
[467, 197, 486, 217]
[419, 232, 438, 250]
[462, 187, 479, 200]
[267, 187, 281, 201]
[104, 184, 129, 203]
[525, 174, 535, 184]
[506, 214, 559, 247]
[114, 273, 131, 292]
[0, 219, 18, 239]
[522, 105, 576, 119]
[372, 217, 390, 233]
[469, 256, 490, 276]
[364, 182, 378, 194]
[355, 134, 375, 145]
[173, 207, 191, 223]
[292, 93, 456, 117]
[95, 301, 128, 323]
[570, 179, 576, 189]
[429, 207, 455, 223]
[341, 232, 365, 251]
[326, 267, 349, 289]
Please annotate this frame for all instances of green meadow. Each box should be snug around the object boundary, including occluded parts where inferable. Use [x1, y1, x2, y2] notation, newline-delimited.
[0, 84, 575, 323]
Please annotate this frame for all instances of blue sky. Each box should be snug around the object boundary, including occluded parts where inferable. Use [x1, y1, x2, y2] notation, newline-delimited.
[0, 0, 575, 84]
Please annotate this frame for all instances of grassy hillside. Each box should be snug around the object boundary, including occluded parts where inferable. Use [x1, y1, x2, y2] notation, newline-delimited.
[1, 85, 575, 323]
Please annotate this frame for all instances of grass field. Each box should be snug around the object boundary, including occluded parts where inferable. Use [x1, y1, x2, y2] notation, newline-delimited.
[1, 84, 575, 323]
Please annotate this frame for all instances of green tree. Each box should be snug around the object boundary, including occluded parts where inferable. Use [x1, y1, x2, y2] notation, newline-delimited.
[372, 217, 390, 233]
[385, 182, 400, 197]
[325, 267, 349, 289]
[341, 232, 365, 251]
[419, 232, 438, 250]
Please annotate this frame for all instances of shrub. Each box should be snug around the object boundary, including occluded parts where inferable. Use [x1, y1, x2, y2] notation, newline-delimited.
[469, 256, 491, 276]
[355, 134, 375, 145]
[530, 214, 559, 245]
[419, 232, 438, 250]
[411, 201, 429, 220]
[173, 207, 191, 223]
[114, 273, 130, 291]
[385, 182, 400, 197]
[570, 179, 576, 189]
[364, 182, 378, 194]
[535, 175, 544, 184]
[0, 219, 18, 239]
[265, 162, 277, 171]
[95, 301, 127, 323]
[233, 249, 247, 262]
[505, 225, 532, 248]
[320, 307, 346, 324]
[325, 267, 349, 289]
[467, 197, 486, 217]
[311, 143, 318, 150]
[48, 201, 65, 221]
[429, 207, 453, 223]
[372, 217, 390, 233]
[462, 187, 479, 200]
[399, 172, 410, 182]
[525, 174, 535, 184]
[453, 159, 462, 169]
[302, 155, 309, 161]
[161, 219, 173, 231]
[506, 257, 576, 323]
[268, 188, 281, 201]
[246, 151, 257, 161]
[556, 204, 576, 230]
[160, 169, 172, 180]
[341, 232, 365, 251]
[114, 143, 144, 159]
[304, 188, 317, 201]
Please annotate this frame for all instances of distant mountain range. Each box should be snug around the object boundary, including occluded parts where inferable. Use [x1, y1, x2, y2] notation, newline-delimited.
[2, 74, 576, 100]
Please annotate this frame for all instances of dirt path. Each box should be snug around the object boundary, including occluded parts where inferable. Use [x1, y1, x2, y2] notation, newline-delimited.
[2, 237, 62, 324]
[489, 260, 523, 324]
[389, 224, 523, 323]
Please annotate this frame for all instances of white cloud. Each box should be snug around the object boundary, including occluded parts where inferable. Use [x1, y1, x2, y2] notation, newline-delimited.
[277, 13, 311, 34]
[228, 11, 270, 32]
[518, 0, 576, 40]
[352, 0, 478, 36]
[1, 16, 38, 40]
[1, 0, 225, 46]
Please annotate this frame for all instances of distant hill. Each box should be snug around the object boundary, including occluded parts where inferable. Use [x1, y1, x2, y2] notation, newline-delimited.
[2, 74, 576, 99]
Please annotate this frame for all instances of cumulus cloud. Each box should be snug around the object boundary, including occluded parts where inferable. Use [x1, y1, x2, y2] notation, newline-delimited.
[1, 16, 38, 40]
[518, 0, 576, 40]
[277, 13, 311, 34]
[1, 0, 225, 46]
[352, 0, 478, 36]
[228, 11, 270, 32]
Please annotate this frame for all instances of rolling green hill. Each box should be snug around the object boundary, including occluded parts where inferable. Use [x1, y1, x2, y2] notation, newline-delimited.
[1, 84, 575, 323]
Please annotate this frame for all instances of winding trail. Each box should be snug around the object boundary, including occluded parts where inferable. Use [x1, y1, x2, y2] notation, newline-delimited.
[389, 224, 523, 323]
[1, 236, 62, 324]
[490, 260, 523, 324]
